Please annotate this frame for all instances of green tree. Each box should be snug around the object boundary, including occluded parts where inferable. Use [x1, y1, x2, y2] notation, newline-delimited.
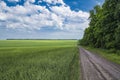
[80, 0, 120, 51]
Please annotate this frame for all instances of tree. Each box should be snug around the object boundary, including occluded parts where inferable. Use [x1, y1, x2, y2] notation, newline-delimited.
[80, 0, 120, 51]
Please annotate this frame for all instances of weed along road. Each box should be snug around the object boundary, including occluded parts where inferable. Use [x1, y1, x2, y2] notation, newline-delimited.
[79, 47, 120, 80]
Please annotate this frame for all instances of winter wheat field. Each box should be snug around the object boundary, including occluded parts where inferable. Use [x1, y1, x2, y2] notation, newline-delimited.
[0, 40, 80, 80]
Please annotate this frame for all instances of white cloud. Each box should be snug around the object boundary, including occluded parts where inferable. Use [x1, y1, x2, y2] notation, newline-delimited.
[50, 5, 89, 30]
[0, 0, 89, 39]
[42, 0, 65, 5]
[8, 0, 19, 2]
[26, 0, 35, 3]
[95, 0, 104, 5]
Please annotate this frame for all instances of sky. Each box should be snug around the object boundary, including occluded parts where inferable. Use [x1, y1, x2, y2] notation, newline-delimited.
[0, 0, 104, 39]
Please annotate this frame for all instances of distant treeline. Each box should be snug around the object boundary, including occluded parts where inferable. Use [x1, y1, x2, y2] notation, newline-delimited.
[79, 0, 120, 52]
[7, 39, 77, 40]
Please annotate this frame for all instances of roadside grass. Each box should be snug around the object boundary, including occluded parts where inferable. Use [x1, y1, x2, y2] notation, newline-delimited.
[83, 46, 120, 64]
[0, 40, 80, 80]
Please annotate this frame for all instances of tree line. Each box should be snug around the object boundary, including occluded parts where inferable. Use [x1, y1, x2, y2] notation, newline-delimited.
[79, 0, 120, 52]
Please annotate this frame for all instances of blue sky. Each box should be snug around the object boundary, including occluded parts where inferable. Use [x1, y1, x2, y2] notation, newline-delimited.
[0, 0, 104, 39]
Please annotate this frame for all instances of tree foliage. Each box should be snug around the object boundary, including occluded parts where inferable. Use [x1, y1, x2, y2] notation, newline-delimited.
[80, 0, 120, 51]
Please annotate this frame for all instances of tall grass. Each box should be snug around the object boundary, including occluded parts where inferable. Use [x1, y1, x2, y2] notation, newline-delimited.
[0, 40, 80, 80]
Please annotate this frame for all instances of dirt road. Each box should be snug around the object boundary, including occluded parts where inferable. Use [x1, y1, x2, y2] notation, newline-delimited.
[79, 47, 120, 80]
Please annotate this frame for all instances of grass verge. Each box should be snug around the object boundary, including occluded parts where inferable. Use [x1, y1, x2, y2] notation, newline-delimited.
[83, 46, 120, 64]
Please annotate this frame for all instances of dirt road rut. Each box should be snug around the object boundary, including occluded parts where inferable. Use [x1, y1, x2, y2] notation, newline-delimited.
[79, 47, 120, 80]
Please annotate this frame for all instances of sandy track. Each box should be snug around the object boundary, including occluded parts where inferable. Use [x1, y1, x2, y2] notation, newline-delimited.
[79, 47, 120, 80]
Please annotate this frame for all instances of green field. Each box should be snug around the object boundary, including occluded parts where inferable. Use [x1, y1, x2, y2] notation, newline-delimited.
[0, 40, 80, 80]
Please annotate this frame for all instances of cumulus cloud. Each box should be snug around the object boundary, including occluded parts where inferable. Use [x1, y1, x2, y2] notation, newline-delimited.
[7, 0, 19, 2]
[42, 0, 65, 5]
[0, 0, 89, 39]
